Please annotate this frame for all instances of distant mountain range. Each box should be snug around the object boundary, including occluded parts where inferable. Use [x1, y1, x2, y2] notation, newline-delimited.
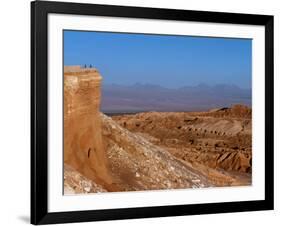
[101, 83, 251, 113]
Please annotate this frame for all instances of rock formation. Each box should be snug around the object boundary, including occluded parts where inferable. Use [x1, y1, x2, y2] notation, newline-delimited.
[64, 66, 113, 190]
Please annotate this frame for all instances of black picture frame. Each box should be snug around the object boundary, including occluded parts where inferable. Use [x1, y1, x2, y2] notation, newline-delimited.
[31, 0, 274, 224]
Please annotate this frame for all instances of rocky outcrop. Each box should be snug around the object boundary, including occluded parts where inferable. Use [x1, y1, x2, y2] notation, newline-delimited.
[64, 66, 113, 190]
[203, 104, 252, 118]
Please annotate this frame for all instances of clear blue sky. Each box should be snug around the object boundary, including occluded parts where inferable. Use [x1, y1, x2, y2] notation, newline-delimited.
[64, 30, 252, 89]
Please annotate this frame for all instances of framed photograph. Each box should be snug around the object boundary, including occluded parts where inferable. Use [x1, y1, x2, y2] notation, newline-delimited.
[31, 0, 274, 224]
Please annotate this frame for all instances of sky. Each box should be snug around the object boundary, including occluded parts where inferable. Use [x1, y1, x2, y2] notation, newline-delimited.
[64, 30, 252, 89]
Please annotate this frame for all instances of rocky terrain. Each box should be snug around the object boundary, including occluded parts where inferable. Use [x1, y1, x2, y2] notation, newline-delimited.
[112, 105, 252, 186]
[63, 66, 252, 194]
[64, 164, 107, 194]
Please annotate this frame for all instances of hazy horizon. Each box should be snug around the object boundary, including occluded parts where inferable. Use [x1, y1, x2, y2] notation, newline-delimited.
[101, 81, 252, 91]
[100, 82, 251, 113]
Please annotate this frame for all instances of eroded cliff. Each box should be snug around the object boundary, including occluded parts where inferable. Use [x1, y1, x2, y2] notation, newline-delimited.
[64, 66, 113, 190]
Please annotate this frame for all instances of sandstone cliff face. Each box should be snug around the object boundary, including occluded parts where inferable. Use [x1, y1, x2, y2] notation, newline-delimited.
[64, 66, 113, 189]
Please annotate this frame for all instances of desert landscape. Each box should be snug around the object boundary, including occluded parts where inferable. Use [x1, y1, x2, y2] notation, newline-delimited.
[63, 66, 252, 194]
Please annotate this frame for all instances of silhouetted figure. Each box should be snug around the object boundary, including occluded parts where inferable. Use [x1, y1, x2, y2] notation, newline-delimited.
[84, 64, 87, 68]
[89, 64, 92, 68]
